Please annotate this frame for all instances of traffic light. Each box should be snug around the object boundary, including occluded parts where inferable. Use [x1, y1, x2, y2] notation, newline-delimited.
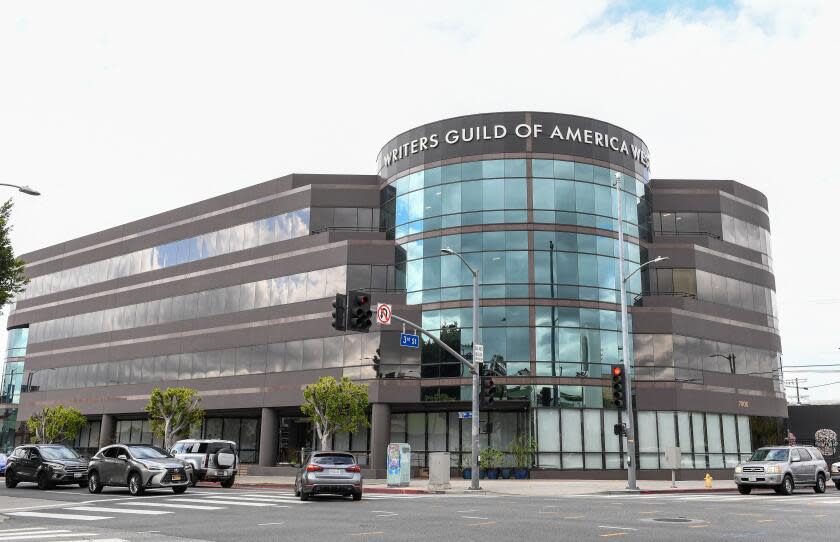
[611, 365, 626, 408]
[347, 290, 373, 332]
[481, 375, 497, 407]
[331, 293, 347, 331]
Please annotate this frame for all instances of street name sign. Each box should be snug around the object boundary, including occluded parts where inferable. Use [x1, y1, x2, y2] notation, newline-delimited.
[400, 333, 420, 348]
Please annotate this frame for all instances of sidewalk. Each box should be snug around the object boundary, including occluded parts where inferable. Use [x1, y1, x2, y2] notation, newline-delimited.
[233, 475, 738, 496]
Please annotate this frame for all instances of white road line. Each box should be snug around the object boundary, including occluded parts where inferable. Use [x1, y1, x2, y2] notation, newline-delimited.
[0, 531, 71, 540]
[55, 539, 127, 542]
[257, 523, 285, 526]
[0, 533, 99, 541]
[115, 501, 224, 510]
[214, 495, 304, 503]
[460, 516, 489, 520]
[597, 526, 639, 531]
[64, 507, 171, 516]
[6, 513, 113, 522]
[169, 498, 276, 507]
[0, 529, 52, 534]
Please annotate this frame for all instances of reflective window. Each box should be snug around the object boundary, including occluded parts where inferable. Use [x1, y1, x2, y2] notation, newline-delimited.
[22, 208, 311, 301]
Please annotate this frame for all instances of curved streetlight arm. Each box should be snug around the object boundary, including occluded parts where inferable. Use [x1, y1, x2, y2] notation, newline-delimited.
[624, 256, 670, 284]
[441, 248, 478, 277]
[0, 182, 40, 196]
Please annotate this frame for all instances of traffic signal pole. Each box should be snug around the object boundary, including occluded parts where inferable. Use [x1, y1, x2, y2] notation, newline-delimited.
[388, 312, 481, 490]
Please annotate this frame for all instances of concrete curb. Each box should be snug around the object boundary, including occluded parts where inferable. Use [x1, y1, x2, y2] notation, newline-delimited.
[232, 482, 430, 494]
[600, 487, 736, 495]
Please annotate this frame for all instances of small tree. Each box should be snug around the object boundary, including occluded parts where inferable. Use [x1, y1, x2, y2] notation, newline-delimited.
[301, 376, 369, 451]
[0, 199, 29, 314]
[27, 405, 87, 444]
[144, 387, 204, 449]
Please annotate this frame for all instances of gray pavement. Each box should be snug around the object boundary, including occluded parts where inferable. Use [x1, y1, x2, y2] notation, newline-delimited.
[1, 478, 838, 541]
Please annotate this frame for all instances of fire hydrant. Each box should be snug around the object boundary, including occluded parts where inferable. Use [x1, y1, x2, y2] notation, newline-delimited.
[704, 473, 713, 488]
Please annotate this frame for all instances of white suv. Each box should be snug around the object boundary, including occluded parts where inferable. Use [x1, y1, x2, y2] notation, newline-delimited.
[171, 439, 238, 488]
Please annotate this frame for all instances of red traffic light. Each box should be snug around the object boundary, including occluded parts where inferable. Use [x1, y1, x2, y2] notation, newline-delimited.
[612, 366, 623, 377]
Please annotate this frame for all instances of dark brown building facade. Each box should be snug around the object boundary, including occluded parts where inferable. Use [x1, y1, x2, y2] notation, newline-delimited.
[1, 112, 785, 478]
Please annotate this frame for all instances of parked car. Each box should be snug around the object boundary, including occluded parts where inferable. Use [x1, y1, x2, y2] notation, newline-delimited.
[294, 451, 363, 501]
[87, 444, 192, 495]
[0, 452, 7, 476]
[3, 444, 88, 489]
[170, 439, 238, 488]
[734, 445, 829, 495]
[831, 461, 840, 490]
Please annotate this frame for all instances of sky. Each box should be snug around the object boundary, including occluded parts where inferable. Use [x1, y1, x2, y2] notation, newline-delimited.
[0, 0, 837, 402]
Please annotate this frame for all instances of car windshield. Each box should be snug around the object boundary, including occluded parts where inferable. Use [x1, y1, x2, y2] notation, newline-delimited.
[313, 454, 354, 465]
[128, 446, 171, 459]
[40, 446, 80, 460]
[750, 449, 789, 462]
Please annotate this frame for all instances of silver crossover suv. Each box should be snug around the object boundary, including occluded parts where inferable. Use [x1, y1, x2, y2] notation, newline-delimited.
[734, 446, 829, 495]
[294, 451, 363, 501]
[88, 444, 193, 495]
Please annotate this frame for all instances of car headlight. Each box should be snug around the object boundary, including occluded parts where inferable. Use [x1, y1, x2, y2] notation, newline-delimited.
[183, 463, 193, 470]
[766, 465, 782, 474]
[142, 463, 165, 471]
[831, 464, 839, 474]
[46, 462, 65, 471]
[735, 466, 742, 474]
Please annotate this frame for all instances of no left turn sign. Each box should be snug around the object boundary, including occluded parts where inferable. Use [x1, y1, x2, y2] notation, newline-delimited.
[376, 303, 392, 325]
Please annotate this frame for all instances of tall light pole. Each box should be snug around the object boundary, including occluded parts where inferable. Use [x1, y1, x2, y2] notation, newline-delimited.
[0, 183, 41, 196]
[441, 247, 481, 491]
[614, 170, 669, 491]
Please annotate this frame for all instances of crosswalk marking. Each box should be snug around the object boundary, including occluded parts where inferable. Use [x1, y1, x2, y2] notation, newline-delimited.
[167, 497, 275, 507]
[64, 507, 171, 516]
[0, 529, 51, 534]
[6, 513, 113, 522]
[115, 501, 224, 510]
[0, 532, 100, 540]
[205, 495, 304, 504]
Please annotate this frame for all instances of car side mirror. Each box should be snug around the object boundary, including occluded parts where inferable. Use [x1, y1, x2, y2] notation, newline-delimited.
[117, 454, 128, 461]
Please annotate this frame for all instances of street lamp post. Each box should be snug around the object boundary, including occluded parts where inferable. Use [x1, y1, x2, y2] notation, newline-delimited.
[614, 171, 669, 491]
[0, 183, 41, 196]
[440, 247, 481, 491]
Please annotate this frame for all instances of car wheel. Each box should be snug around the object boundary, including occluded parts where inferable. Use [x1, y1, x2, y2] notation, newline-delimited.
[4, 470, 17, 488]
[37, 471, 53, 490]
[172, 485, 187, 494]
[814, 474, 826, 494]
[88, 471, 103, 494]
[300, 490, 310, 501]
[352, 490, 362, 501]
[128, 472, 145, 496]
[778, 474, 794, 496]
[737, 485, 751, 495]
[220, 475, 235, 489]
[189, 473, 198, 487]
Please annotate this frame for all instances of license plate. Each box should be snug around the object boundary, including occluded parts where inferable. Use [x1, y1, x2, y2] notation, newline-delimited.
[328, 469, 342, 475]
[171, 474, 182, 481]
[74, 473, 83, 479]
[748, 477, 756, 482]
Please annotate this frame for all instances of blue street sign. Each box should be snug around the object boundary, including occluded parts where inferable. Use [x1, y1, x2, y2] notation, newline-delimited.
[400, 333, 420, 348]
[458, 411, 473, 419]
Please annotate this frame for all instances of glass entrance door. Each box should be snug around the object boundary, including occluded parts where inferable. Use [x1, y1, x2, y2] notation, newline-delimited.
[277, 417, 313, 465]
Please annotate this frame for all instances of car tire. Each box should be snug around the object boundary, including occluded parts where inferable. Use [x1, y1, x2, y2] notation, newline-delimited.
[88, 471, 103, 493]
[737, 485, 751, 495]
[37, 471, 53, 490]
[127, 472, 145, 496]
[814, 474, 826, 494]
[778, 474, 794, 496]
[352, 490, 362, 501]
[294, 480, 301, 497]
[300, 490, 310, 501]
[189, 473, 198, 487]
[220, 475, 235, 489]
[88, 471, 103, 494]
[4, 470, 17, 488]
[172, 485, 187, 494]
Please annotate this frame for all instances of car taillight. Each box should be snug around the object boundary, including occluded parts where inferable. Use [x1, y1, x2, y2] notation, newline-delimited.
[306, 464, 324, 472]
[345, 465, 361, 473]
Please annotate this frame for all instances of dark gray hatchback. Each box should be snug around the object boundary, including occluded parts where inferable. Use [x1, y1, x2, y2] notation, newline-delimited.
[4, 444, 88, 490]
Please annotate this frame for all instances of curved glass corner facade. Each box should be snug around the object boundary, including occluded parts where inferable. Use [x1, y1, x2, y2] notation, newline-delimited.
[382, 158, 648, 391]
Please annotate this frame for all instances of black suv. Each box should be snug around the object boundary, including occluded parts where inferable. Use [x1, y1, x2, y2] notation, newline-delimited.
[4, 444, 89, 490]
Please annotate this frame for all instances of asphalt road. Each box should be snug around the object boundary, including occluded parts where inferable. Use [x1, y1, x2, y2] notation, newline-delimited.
[1, 481, 839, 541]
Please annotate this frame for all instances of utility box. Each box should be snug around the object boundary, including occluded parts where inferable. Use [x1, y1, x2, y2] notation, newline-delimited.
[386, 443, 411, 487]
[427, 452, 451, 491]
